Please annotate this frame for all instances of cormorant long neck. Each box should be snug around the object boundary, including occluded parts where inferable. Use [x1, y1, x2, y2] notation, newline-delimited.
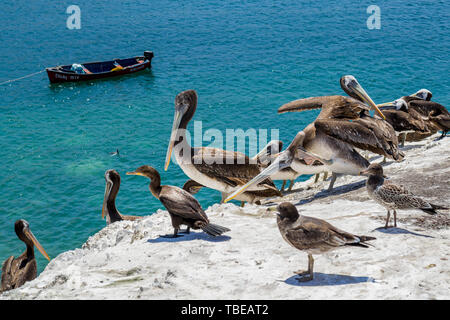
[148, 172, 162, 199]
[106, 180, 123, 223]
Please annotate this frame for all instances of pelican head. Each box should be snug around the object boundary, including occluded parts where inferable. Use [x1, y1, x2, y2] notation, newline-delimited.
[340, 75, 386, 120]
[15, 219, 50, 261]
[253, 140, 283, 165]
[102, 169, 120, 219]
[378, 98, 408, 112]
[411, 89, 432, 101]
[165, 90, 198, 171]
[224, 131, 328, 203]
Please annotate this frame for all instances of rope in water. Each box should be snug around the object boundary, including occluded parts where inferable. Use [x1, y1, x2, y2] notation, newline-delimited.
[0, 69, 46, 86]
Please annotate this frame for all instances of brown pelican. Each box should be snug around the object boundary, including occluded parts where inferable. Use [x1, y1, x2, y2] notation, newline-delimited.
[127, 165, 230, 237]
[102, 169, 143, 225]
[377, 98, 432, 146]
[277, 75, 403, 189]
[224, 131, 331, 202]
[163, 90, 323, 204]
[276, 202, 375, 282]
[380, 89, 449, 140]
[183, 141, 286, 205]
[360, 163, 448, 228]
[404, 95, 449, 139]
[1, 220, 51, 292]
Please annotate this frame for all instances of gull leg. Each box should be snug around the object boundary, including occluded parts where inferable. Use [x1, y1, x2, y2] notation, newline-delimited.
[323, 171, 328, 181]
[393, 210, 397, 228]
[288, 180, 294, 191]
[385, 210, 391, 228]
[295, 254, 314, 282]
[240, 201, 245, 207]
[327, 172, 337, 191]
[380, 156, 387, 164]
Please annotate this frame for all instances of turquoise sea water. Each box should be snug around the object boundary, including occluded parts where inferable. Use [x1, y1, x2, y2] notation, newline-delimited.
[0, 0, 449, 274]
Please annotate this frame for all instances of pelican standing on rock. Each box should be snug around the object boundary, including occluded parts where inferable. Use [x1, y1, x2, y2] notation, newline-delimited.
[127, 165, 230, 238]
[102, 169, 143, 225]
[164, 89, 286, 204]
[1, 219, 51, 292]
[277, 75, 402, 190]
[276, 202, 376, 282]
[360, 163, 448, 228]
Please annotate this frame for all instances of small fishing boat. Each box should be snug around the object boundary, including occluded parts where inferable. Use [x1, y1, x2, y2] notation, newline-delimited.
[46, 51, 154, 83]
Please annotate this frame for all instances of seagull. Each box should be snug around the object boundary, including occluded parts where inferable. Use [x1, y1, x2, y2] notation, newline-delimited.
[360, 163, 448, 228]
[276, 202, 376, 282]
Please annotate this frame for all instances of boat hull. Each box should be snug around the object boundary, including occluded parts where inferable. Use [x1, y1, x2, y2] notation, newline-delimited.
[46, 53, 153, 83]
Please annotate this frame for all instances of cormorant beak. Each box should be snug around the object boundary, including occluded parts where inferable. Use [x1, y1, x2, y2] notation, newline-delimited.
[102, 178, 113, 219]
[191, 185, 203, 193]
[24, 227, 50, 261]
[164, 105, 188, 171]
[348, 79, 386, 120]
[126, 171, 145, 177]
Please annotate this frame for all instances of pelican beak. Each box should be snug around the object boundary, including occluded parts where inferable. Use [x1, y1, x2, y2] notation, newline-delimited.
[377, 101, 396, 110]
[224, 152, 292, 203]
[24, 228, 50, 261]
[102, 178, 113, 219]
[165, 106, 187, 171]
[349, 80, 386, 120]
[253, 140, 281, 164]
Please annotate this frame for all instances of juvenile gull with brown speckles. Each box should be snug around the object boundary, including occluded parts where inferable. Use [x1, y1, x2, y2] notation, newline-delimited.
[360, 163, 448, 228]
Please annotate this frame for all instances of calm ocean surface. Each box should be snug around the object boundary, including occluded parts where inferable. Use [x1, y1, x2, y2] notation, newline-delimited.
[0, 0, 448, 274]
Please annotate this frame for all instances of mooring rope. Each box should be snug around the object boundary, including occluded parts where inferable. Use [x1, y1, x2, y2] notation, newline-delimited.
[0, 69, 46, 86]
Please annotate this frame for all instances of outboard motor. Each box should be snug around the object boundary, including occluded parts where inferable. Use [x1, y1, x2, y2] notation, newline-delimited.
[144, 51, 154, 62]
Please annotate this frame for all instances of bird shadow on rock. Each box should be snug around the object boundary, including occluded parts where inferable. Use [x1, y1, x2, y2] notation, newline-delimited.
[373, 227, 433, 238]
[147, 232, 231, 243]
[283, 273, 376, 287]
[399, 144, 425, 151]
[294, 180, 366, 206]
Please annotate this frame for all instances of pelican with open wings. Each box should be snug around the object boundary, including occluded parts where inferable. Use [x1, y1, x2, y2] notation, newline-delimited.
[276, 75, 403, 189]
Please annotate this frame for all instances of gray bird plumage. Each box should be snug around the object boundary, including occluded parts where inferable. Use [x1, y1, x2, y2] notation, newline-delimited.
[276, 202, 375, 282]
[360, 163, 448, 228]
